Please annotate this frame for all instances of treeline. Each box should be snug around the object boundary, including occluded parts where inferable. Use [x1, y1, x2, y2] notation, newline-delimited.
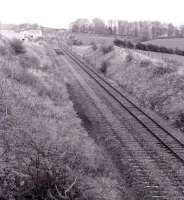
[114, 39, 184, 56]
[70, 18, 184, 41]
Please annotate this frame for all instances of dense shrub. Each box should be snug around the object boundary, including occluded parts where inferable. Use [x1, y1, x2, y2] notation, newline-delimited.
[101, 45, 114, 54]
[115, 38, 184, 56]
[10, 38, 26, 54]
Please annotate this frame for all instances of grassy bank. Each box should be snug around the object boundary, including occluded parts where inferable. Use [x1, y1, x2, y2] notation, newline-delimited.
[0, 38, 121, 200]
[72, 44, 184, 132]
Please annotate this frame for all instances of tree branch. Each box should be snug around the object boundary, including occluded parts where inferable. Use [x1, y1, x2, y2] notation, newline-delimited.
[64, 177, 77, 197]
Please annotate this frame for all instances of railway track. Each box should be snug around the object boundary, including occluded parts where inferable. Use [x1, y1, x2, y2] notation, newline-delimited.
[60, 44, 184, 199]
[61, 45, 184, 163]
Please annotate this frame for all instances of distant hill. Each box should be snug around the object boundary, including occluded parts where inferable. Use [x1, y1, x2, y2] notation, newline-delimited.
[1, 23, 41, 32]
[144, 38, 184, 50]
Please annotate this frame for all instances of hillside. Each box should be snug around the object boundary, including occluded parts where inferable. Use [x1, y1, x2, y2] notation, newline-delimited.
[144, 38, 184, 50]
[0, 37, 121, 200]
[72, 44, 184, 133]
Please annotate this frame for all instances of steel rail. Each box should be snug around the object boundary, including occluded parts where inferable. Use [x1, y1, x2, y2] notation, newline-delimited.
[61, 45, 184, 164]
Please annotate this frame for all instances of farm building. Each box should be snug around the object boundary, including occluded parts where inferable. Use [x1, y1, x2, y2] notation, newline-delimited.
[0, 30, 20, 39]
[20, 29, 42, 40]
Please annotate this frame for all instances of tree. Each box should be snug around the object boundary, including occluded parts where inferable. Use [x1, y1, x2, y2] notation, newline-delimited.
[168, 23, 175, 37]
[70, 19, 90, 33]
[92, 18, 106, 34]
[180, 25, 184, 37]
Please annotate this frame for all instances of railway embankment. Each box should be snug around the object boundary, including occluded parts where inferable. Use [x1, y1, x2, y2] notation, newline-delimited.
[72, 44, 184, 133]
[0, 37, 122, 200]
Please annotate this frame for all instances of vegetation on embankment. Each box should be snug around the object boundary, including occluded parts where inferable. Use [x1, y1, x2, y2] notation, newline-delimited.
[72, 44, 184, 132]
[0, 37, 121, 200]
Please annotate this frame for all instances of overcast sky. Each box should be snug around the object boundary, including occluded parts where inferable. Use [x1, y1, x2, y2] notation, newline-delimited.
[0, 0, 183, 28]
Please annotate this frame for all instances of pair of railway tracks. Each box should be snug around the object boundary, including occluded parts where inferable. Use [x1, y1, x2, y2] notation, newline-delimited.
[60, 44, 184, 199]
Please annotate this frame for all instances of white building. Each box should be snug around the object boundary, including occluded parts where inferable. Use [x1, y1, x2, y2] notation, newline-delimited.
[20, 29, 42, 40]
[0, 30, 20, 39]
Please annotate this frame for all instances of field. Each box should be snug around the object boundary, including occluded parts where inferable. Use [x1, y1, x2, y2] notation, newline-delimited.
[130, 48, 184, 63]
[72, 44, 184, 133]
[144, 38, 184, 50]
[67, 33, 116, 45]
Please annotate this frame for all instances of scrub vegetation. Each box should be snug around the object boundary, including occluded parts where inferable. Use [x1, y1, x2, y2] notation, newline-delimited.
[0, 37, 121, 200]
[73, 43, 184, 132]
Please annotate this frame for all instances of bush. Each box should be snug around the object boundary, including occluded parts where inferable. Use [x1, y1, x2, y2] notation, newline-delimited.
[91, 42, 98, 51]
[114, 39, 125, 47]
[115, 39, 184, 56]
[153, 66, 174, 76]
[73, 39, 83, 46]
[2, 64, 42, 89]
[10, 38, 26, 54]
[136, 43, 147, 51]
[175, 112, 184, 131]
[19, 54, 40, 69]
[126, 53, 133, 62]
[175, 48, 184, 56]
[0, 45, 7, 56]
[126, 41, 134, 49]
[140, 59, 151, 67]
[100, 60, 110, 74]
[146, 44, 160, 52]
[114, 39, 134, 49]
[167, 48, 174, 54]
[101, 45, 114, 54]
[161, 46, 174, 54]
[159, 46, 169, 53]
[14, 69, 39, 86]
